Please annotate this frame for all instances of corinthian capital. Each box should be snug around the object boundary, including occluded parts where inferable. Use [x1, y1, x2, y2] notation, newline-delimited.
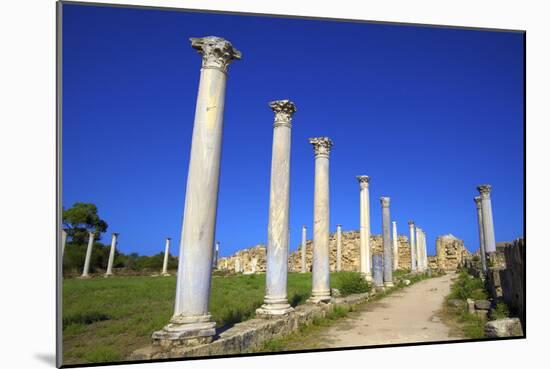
[190, 36, 242, 73]
[474, 196, 482, 207]
[380, 197, 390, 208]
[477, 184, 492, 199]
[309, 137, 333, 158]
[408, 220, 415, 226]
[270, 100, 297, 127]
[356, 175, 370, 189]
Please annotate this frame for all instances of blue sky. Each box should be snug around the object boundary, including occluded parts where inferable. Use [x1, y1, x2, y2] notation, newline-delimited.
[62, 4, 524, 258]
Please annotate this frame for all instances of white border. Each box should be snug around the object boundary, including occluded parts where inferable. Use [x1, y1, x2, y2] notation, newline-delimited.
[1, 1, 547, 368]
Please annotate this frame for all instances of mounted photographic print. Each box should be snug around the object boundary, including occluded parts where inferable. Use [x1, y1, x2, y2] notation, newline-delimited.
[56, 1, 525, 367]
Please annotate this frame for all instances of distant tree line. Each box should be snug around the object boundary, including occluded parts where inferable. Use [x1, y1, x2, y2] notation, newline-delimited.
[62, 202, 178, 276]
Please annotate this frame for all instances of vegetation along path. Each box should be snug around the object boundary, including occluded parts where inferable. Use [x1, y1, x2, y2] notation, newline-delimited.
[286, 272, 463, 349]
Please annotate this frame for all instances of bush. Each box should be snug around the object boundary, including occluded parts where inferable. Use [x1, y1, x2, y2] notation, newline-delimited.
[447, 271, 488, 301]
[336, 272, 371, 296]
[491, 302, 510, 320]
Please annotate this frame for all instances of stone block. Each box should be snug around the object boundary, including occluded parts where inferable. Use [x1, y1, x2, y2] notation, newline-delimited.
[474, 299, 491, 310]
[484, 318, 524, 337]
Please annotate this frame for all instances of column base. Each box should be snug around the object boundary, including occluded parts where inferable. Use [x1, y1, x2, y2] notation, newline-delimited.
[104, 273, 113, 278]
[256, 296, 294, 317]
[161, 272, 171, 277]
[384, 281, 395, 288]
[307, 289, 331, 304]
[363, 273, 373, 282]
[152, 314, 216, 349]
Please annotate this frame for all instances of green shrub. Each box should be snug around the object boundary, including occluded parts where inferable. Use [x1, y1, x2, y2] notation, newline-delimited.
[448, 271, 487, 301]
[336, 272, 371, 296]
[491, 302, 510, 320]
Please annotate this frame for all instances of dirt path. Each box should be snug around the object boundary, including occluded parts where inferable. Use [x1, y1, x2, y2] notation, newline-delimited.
[311, 273, 463, 348]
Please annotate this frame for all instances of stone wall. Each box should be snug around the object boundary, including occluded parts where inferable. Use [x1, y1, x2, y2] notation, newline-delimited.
[217, 245, 266, 273]
[435, 234, 471, 271]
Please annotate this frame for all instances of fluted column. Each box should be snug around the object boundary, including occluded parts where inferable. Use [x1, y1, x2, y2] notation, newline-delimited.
[308, 137, 333, 303]
[153, 36, 241, 346]
[105, 232, 118, 277]
[81, 231, 95, 278]
[257, 100, 296, 317]
[301, 226, 307, 273]
[477, 185, 497, 254]
[380, 197, 394, 287]
[474, 196, 488, 273]
[61, 229, 68, 258]
[336, 224, 342, 272]
[392, 221, 399, 271]
[408, 221, 417, 272]
[357, 175, 372, 281]
[162, 237, 171, 276]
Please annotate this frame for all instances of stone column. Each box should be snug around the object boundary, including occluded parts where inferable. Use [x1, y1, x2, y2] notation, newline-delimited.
[153, 36, 241, 346]
[81, 231, 95, 278]
[105, 232, 118, 277]
[421, 230, 429, 270]
[61, 229, 68, 257]
[308, 137, 333, 303]
[474, 196, 488, 273]
[415, 227, 423, 271]
[213, 241, 220, 269]
[357, 175, 372, 281]
[380, 197, 394, 287]
[257, 100, 296, 317]
[336, 224, 342, 272]
[392, 221, 399, 271]
[372, 254, 384, 288]
[162, 237, 171, 276]
[301, 226, 307, 273]
[477, 184, 497, 254]
[408, 221, 417, 272]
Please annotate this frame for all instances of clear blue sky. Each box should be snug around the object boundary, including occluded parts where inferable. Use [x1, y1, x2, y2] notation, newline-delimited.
[62, 3, 524, 258]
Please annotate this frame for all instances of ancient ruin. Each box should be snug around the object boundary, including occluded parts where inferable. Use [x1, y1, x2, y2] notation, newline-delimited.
[435, 234, 471, 271]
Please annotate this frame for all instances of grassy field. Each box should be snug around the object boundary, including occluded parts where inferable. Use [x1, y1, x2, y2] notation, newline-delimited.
[62, 271, 360, 365]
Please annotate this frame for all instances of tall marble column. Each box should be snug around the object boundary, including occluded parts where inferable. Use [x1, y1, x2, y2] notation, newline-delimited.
[357, 175, 372, 281]
[61, 229, 67, 257]
[408, 221, 417, 272]
[380, 197, 394, 287]
[162, 237, 171, 276]
[421, 230, 428, 270]
[257, 100, 296, 317]
[336, 224, 342, 272]
[81, 231, 95, 278]
[477, 184, 497, 254]
[474, 196, 488, 273]
[153, 36, 241, 346]
[392, 221, 399, 271]
[415, 227, 423, 271]
[213, 241, 220, 269]
[301, 225, 307, 273]
[105, 232, 118, 277]
[308, 137, 333, 303]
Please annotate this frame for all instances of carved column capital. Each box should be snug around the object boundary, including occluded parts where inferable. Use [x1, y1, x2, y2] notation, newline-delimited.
[269, 100, 296, 128]
[477, 184, 492, 199]
[408, 220, 415, 227]
[380, 197, 390, 208]
[190, 36, 241, 73]
[309, 137, 333, 158]
[474, 196, 482, 208]
[356, 175, 370, 189]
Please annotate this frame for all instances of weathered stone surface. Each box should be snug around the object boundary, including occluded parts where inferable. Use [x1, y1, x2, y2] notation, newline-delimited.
[467, 298, 475, 314]
[217, 244, 267, 273]
[435, 234, 471, 271]
[130, 290, 370, 360]
[484, 318, 523, 337]
[474, 300, 491, 310]
[447, 299, 466, 309]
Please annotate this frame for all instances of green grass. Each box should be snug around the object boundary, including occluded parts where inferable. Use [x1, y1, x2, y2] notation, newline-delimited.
[62, 271, 362, 365]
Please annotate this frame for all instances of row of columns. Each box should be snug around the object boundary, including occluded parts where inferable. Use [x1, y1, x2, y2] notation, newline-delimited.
[152, 36, 432, 347]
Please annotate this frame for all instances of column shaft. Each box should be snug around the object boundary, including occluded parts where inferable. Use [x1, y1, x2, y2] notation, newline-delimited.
[478, 185, 497, 253]
[381, 197, 394, 287]
[408, 222, 417, 272]
[257, 100, 296, 317]
[357, 176, 372, 280]
[474, 197, 488, 273]
[81, 231, 94, 278]
[392, 221, 399, 270]
[301, 226, 307, 273]
[61, 229, 67, 258]
[105, 233, 118, 277]
[162, 238, 171, 276]
[309, 137, 333, 303]
[416, 228, 423, 271]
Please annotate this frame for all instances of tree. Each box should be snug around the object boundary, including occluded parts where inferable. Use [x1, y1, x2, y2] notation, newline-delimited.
[62, 202, 108, 244]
